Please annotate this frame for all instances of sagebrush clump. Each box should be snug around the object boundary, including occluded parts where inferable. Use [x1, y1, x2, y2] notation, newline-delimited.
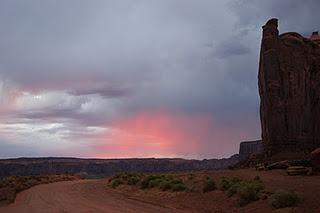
[109, 173, 187, 192]
[141, 175, 186, 192]
[220, 176, 265, 206]
[109, 172, 143, 188]
[270, 190, 299, 209]
[202, 176, 216, 193]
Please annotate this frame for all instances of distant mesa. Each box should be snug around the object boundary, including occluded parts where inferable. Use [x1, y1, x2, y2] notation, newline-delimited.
[258, 18, 320, 157]
[239, 140, 263, 161]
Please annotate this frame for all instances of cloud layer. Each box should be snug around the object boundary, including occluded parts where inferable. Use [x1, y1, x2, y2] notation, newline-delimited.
[0, 0, 319, 159]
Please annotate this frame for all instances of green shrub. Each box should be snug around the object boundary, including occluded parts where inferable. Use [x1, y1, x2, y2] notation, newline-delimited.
[111, 173, 187, 192]
[238, 181, 264, 206]
[127, 176, 140, 185]
[111, 173, 143, 186]
[34, 176, 42, 182]
[159, 180, 171, 191]
[148, 178, 163, 188]
[227, 183, 241, 197]
[220, 176, 265, 206]
[270, 190, 299, 209]
[140, 180, 149, 189]
[111, 179, 123, 188]
[140, 175, 187, 192]
[171, 178, 183, 185]
[203, 177, 216, 193]
[188, 173, 194, 180]
[140, 175, 162, 189]
[141, 175, 161, 189]
[253, 175, 261, 181]
[220, 177, 242, 191]
[171, 183, 186, 192]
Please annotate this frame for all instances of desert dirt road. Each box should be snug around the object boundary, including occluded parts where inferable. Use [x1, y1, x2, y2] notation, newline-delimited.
[1, 169, 320, 213]
[0, 180, 185, 213]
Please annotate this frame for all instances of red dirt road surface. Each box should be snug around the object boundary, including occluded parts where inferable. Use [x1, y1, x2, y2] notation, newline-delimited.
[0, 180, 184, 213]
[1, 169, 320, 213]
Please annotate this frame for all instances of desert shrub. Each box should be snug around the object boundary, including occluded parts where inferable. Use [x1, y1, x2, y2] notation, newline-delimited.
[148, 178, 163, 188]
[171, 183, 186, 192]
[203, 176, 216, 193]
[168, 178, 186, 192]
[227, 183, 241, 197]
[270, 190, 299, 209]
[238, 181, 264, 206]
[171, 178, 183, 185]
[253, 175, 261, 181]
[6, 176, 16, 183]
[34, 176, 43, 182]
[220, 176, 265, 206]
[111, 179, 123, 188]
[159, 180, 171, 191]
[140, 180, 149, 189]
[188, 173, 194, 180]
[110, 172, 143, 187]
[127, 176, 140, 185]
[141, 175, 162, 189]
[110, 173, 187, 192]
[220, 177, 242, 191]
[140, 175, 186, 192]
[0, 187, 16, 202]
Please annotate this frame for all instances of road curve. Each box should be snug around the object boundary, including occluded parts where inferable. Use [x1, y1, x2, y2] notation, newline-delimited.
[0, 180, 185, 213]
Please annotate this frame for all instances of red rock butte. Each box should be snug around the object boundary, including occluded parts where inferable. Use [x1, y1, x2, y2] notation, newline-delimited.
[258, 18, 320, 156]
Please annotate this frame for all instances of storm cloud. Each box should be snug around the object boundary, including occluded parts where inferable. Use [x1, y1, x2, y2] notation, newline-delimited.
[0, 0, 318, 159]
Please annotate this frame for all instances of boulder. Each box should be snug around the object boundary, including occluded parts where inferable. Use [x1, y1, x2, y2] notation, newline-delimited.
[311, 148, 320, 169]
[267, 160, 290, 170]
[286, 166, 309, 175]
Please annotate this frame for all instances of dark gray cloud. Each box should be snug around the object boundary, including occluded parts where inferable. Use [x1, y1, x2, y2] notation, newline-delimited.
[68, 84, 132, 98]
[213, 41, 251, 58]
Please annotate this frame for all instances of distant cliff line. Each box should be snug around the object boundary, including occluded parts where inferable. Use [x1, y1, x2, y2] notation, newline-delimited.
[0, 156, 239, 178]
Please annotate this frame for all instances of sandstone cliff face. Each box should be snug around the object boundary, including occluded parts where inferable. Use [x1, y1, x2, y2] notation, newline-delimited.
[259, 19, 320, 155]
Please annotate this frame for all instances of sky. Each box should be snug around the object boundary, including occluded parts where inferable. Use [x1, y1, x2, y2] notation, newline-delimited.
[0, 0, 319, 159]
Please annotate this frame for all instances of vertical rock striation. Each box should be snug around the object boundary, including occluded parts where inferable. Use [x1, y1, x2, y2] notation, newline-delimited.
[259, 18, 320, 156]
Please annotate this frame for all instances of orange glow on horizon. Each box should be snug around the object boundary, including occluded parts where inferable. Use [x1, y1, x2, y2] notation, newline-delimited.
[95, 111, 215, 158]
[94, 110, 257, 159]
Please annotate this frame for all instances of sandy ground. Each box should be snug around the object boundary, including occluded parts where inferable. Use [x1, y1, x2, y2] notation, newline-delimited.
[0, 169, 319, 213]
